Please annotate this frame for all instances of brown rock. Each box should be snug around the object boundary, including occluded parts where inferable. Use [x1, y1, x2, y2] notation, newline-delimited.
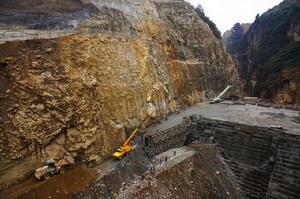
[0, 0, 240, 187]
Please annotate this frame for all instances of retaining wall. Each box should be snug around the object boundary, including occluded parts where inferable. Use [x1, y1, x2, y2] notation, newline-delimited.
[266, 133, 300, 199]
[144, 115, 300, 199]
[144, 124, 188, 157]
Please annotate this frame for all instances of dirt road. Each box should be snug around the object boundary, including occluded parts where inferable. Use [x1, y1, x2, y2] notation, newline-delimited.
[1, 166, 95, 199]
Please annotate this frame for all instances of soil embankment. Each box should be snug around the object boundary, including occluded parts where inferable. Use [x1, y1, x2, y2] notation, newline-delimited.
[74, 144, 240, 199]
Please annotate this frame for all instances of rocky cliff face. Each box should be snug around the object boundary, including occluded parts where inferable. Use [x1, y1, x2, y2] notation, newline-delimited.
[223, 0, 300, 105]
[223, 23, 250, 46]
[223, 23, 251, 89]
[0, 0, 239, 187]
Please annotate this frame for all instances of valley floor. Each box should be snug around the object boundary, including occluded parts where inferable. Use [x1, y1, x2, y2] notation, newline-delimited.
[2, 101, 300, 199]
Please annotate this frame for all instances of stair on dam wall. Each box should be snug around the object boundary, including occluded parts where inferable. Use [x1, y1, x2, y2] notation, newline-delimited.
[266, 137, 300, 199]
[145, 109, 300, 199]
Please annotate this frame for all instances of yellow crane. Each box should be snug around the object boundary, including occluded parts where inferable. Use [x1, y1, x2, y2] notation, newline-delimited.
[112, 116, 148, 159]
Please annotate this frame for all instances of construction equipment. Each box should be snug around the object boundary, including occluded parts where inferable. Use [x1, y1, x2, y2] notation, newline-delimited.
[209, 85, 232, 104]
[113, 116, 148, 159]
[34, 159, 66, 180]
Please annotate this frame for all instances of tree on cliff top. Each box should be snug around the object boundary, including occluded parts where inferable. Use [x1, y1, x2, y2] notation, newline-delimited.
[224, 0, 300, 101]
[195, 5, 222, 39]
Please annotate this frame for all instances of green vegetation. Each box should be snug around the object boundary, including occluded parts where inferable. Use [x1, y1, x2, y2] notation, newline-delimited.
[195, 7, 222, 39]
[251, 0, 300, 97]
[228, 0, 300, 98]
[258, 43, 300, 74]
[255, 42, 300, 97]
[250, 0, 300, 68]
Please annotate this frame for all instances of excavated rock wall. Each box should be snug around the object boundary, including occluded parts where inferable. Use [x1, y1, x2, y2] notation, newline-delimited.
[0, 0, 240, 187]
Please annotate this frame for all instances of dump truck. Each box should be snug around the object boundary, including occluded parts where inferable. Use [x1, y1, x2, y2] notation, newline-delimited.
[112, 116, 148, 159]
[34, 159, 66, 180]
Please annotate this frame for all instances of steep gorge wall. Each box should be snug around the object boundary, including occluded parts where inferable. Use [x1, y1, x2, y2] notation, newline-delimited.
[223, 23, 251, 89]
[223, 0, 300, 105]
[0, 0, 239, 187]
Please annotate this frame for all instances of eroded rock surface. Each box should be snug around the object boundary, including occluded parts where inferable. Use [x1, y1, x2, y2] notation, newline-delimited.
[0, 0, 240, 187]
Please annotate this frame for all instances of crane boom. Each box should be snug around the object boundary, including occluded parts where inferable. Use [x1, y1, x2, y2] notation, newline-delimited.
[112, 116, 148, 159]
[123, 116, 148, 146]
[210, 85, 232, 103]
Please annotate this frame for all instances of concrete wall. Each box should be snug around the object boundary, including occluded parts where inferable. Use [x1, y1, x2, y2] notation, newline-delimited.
[266, 133, 300, 199]
[145, 115, 300, 199]
[144, 124, 187, 157]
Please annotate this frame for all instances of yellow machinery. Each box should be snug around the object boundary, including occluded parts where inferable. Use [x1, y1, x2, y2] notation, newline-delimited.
[113, 116, 148, 159]
[34, 159, 66, 180]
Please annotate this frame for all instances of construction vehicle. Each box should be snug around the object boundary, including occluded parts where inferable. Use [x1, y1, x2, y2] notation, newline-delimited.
[34, 159, 66, 180]
[112, 116, 148, 159]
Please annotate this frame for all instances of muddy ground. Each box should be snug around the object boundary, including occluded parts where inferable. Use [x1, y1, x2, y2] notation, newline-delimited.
[1, 102, 299, 199]
[2, 166, 95, 199]
[1, 144, 241, 199]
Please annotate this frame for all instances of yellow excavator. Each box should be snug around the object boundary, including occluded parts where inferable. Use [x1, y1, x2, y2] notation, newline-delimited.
[112, 116, 148, 159]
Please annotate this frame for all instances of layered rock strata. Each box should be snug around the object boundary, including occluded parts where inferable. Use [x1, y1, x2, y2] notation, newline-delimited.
[0, 0, 239, 187]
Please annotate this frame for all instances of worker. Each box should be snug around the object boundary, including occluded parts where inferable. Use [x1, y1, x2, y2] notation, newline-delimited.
[149, 164, 155, 172]
[141, 134, 144, 143]
[146, 151, 150, 159]
[174, 150, 176, 156]
[165, 156, 168, 162]
[138, 139, 142, 145]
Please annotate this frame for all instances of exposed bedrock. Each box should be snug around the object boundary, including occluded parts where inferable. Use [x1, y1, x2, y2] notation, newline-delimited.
[0, 0, 240, 187]
[145, 115, 300, 199]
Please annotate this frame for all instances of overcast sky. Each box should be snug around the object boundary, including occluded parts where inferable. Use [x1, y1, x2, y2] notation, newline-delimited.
[185, 0, 283, 33]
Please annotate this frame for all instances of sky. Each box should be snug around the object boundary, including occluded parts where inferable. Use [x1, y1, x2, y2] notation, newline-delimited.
[185, 0, 283, 34]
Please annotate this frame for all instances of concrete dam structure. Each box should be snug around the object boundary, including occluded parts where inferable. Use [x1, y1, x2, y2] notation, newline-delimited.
[145, 103, 300, 199]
